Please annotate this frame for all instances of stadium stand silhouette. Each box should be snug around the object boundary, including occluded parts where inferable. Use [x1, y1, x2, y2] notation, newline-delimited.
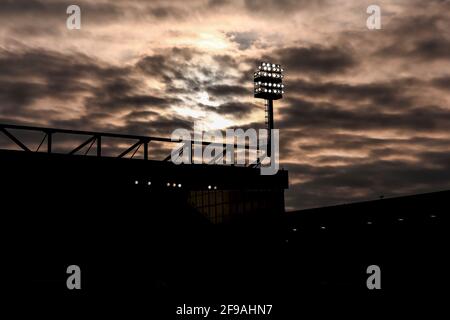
[1, 123, 446, 312]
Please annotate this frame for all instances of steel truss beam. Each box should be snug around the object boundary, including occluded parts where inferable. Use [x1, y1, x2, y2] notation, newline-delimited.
[0, 127, 31, 152]
[0, 123, 256, 165]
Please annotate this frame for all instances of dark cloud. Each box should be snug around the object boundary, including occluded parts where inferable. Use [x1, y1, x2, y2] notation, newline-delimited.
[137, 49, 250, 108]
[0, 47, 188, 138]
[432, 76, 450, 90]
[412, 38, 450, 60]
[0, 48, 150, 109]
[207, 84, 248, 97]
[85, 91, 180, 112]
[226, 32, 258, 50]
[271, 45, 357, 75]
[244, 0, 325, 15]
[214, 101, 260, 117]
[212, 55, 244, 82]
[125, 110, 160, 121]
[227, 121, 266, 131]
[208, 0, 231, 7]
[8, 24, 63, 37]
[212, 54, 239, 68]
[148, 6, 185, 20]
[0, 48, 103, 119]
[0, 0, 123, 23]
[1, 0, 61, 16]
[136, 48, 208, 93]
[0, 48, 124, 81]
[375, 8, 450, 62]
[83, 75, 180, 112]
[288, 78, 417, 109]
[285, 155, 450, 210]
[297, 133, 450, 154]
[379, 37, 450, 61]
[121, 116, 193, 137]
[0, 80, 53, 111]
[279, 97, 450, 133]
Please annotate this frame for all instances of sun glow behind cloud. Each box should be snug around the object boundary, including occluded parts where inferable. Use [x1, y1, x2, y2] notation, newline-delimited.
[193, 32, 230, 51]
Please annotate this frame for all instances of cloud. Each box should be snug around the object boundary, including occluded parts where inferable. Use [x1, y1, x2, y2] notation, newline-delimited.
[243, 0, 325, 15]
[0, 46, 189, 137]
[279, 97, 450, 133]
[379, 38, 450, 61]
[374, 8, 450, 62]
[1, 0, 450, 211]
[285, 152, 450, 210]
[271, 45, 357, 75]
[215, 101, 260, 117]
[288, 78, 418, 109]
[208, 0, 231, 7]
[226, 32, 258, 50]
[432, 76, 450, 91]
[136, 47, 210, 94]
[0, 0, 123, 23]
[207, 84, 248, 97]
[148, 6, 186, 20]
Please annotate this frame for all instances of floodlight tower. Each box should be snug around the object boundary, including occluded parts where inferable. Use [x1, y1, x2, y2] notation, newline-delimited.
[254, 62, 285, 157]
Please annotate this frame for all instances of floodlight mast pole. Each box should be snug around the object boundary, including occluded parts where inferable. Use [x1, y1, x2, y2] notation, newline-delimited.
[254, 62, 284, 160]
[266, 98, 274, 157]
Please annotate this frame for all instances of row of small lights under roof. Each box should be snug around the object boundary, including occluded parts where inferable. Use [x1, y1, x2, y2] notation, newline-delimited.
[134, 180, 181, 188]
[134, 180, 218, 190]
[285, 215, 439, 242]
[167, 182, 182, 188]
[135, 180, 152, 186]
[288, 215, 439, 232]
[254, 71, 283, 78]
[255, 88, 284, 94]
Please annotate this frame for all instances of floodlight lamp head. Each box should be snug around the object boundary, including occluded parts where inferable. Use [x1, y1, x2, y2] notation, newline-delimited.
[254, 62, 284, 100]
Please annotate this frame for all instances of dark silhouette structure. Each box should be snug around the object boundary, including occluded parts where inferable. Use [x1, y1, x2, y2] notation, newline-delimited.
[282, 192, 446, 293]
[1, 123, 289, 307]
[1, 122, 446, 314]
[254, 62, 284, 157]
[0, 123, 288, 223]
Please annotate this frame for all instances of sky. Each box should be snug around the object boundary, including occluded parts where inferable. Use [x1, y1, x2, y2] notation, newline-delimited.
[1, 0, 450, 210]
